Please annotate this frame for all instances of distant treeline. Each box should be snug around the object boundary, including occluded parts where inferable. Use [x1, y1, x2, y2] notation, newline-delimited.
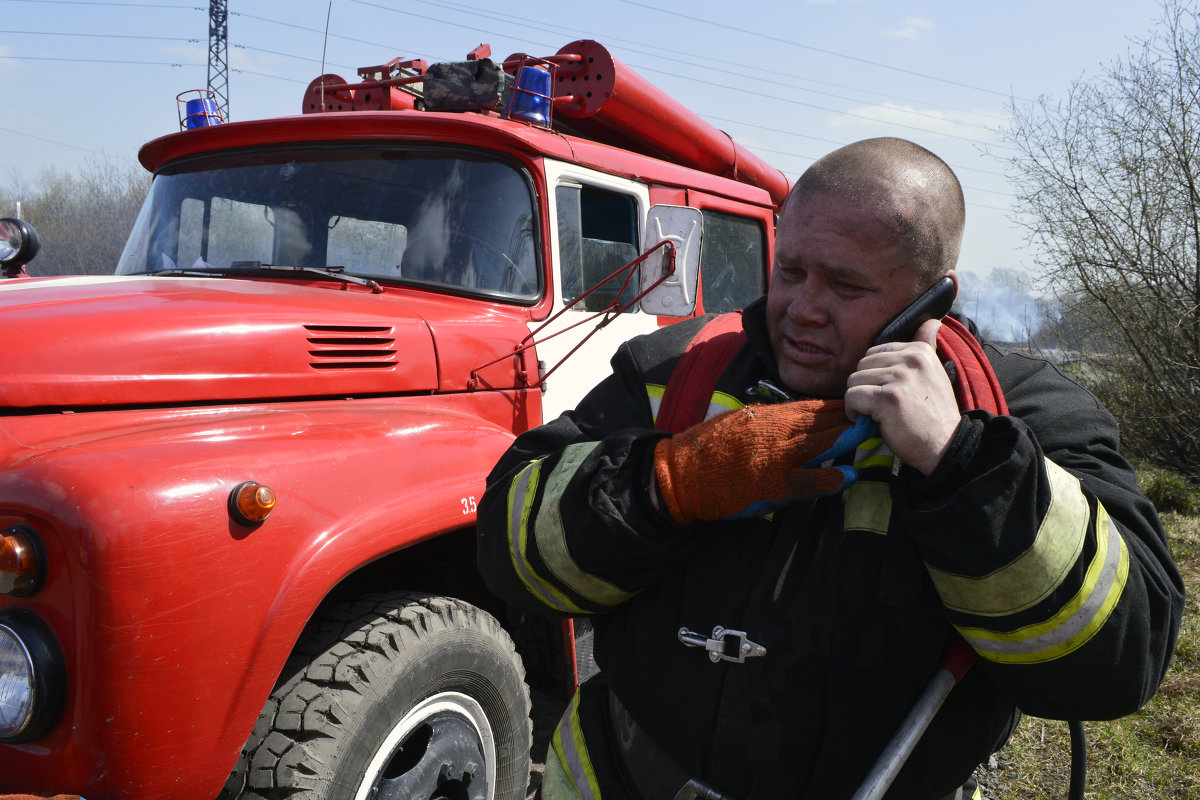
[2, 161, 149, 277]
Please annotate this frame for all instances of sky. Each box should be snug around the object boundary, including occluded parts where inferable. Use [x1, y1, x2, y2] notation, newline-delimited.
[0, 0, 1174, 329]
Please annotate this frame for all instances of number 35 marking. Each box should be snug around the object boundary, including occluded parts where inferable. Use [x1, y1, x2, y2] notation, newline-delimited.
[461, 496, 478, 515]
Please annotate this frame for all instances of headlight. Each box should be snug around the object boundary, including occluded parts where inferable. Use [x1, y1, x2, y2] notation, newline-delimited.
[0, 611, 65, 742]
[0, 218, 40, 277]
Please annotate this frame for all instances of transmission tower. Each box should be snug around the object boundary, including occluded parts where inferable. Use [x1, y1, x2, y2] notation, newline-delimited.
[207, 0, 230, 120]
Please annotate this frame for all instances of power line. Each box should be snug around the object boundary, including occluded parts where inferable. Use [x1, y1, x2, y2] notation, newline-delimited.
[0, 29, 199, 42]
[615, 0, 1031, 103]
[0, 125, 138, 162]
[230, 10, 432, 60]
[340, 0, 1012, 150]
[234, 43, 355, 72]
[700, 114, 1009, 179]
[231, 67, 307, 84]
[0, 55, 200, 67]
[0, 0, 197, 7]
[637, 60, 1013, 150]
[400, 0, 1012, 124]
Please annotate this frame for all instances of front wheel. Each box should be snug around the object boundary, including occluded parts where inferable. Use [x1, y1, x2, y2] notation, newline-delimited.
[221, 592, 533, 800]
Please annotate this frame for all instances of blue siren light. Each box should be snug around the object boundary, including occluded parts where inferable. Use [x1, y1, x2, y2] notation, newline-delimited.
[506, 66, 552, 126]
[177, 90, 226, 131]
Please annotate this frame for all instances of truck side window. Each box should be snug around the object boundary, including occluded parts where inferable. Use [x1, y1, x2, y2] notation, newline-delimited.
[699, 210, 767, 313]
[556, 185, 640, 312]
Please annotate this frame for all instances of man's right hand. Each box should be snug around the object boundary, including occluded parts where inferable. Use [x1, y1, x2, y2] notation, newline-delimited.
[652, 400, 856, 524]
[845, 319, 961, 476]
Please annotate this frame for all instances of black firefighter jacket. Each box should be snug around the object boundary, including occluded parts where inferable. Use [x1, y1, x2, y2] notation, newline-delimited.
[476, 297, 1184, 800]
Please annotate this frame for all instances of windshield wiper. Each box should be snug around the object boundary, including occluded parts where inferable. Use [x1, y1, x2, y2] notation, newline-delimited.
[149, 261, 383, 293]
[233, 262, 383, 292]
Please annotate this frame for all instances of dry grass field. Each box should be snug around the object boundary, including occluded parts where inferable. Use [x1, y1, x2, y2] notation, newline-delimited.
[980, 512, 1200, 800]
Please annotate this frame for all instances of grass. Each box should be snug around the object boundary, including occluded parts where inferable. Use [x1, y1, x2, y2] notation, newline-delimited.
[982, 512, 1200, 799]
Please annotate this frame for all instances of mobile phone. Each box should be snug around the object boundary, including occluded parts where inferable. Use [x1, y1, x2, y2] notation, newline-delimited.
[872, 276, 956, 346]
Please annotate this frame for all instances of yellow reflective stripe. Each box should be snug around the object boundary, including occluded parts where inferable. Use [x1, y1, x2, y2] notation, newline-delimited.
[506, 459, 586, 614]
[927, 459, 1089, 616]
[551, 690, 603, 800]
[704, 390, 744, 420]
[646, 383, 665, 424]
[536, 442, 634, 608]
[647, 384, 744, 426]
[959, 504, 1129, 664]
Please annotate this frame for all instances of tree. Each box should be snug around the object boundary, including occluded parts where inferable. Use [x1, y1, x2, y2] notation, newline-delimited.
[0, 160, 149, 276]
[1000, 0, 1200, 475]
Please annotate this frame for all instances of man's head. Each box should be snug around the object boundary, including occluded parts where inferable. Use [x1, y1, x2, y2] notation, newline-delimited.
[766, 137, 965, 398]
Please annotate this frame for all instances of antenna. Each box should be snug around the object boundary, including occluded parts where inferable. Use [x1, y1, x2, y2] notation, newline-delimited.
[320, 1, 331, 109]
[207, 0, 230, 120]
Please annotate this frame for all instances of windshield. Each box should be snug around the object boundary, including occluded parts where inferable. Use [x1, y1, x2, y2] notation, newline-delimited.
[118, 147, 540, 301]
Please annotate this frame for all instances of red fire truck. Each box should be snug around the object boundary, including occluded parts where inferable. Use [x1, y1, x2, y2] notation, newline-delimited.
[0, 40, 787, 800]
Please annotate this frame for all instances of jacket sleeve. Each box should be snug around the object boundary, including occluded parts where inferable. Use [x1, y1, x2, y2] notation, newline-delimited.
[900, 351, 1185, 720]
[476, 341, 695, 617]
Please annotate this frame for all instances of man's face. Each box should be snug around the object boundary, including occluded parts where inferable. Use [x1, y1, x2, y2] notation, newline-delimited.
[766, 193, 932, 398]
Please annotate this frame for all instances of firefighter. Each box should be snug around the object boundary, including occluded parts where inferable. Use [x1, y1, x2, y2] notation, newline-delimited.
[476, 137, 1184, 800]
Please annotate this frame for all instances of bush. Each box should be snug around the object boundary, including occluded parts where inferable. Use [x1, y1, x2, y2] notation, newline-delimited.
[1139, 467, 1199, 515]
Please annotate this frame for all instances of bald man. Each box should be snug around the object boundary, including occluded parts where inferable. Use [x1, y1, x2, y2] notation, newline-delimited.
[477, 138, 1183, 800]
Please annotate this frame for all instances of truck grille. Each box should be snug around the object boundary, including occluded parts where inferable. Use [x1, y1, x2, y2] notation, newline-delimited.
[305, 324, 398, 369]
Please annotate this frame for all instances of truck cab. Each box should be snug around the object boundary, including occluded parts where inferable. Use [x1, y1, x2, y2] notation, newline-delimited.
[0, 40, 786, 800]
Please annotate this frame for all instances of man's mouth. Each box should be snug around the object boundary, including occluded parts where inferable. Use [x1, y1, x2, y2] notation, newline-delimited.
[785, 337, 827, 358]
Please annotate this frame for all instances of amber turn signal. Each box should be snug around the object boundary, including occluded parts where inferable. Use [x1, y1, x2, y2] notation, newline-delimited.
[0, 526, 44, 596]
[229, 481, 277, 526]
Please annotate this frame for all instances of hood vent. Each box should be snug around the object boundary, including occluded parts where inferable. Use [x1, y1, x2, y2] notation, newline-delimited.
[305, 324, 398, 369]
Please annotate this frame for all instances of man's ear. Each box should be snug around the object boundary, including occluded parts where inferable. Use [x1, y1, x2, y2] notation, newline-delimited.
[946, 269, 960, 302]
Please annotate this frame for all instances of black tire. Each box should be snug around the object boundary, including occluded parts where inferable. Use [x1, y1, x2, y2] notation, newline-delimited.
[220, 592, 533, 800]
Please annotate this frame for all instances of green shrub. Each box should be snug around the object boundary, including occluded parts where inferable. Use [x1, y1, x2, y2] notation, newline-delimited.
[1139, 468, 1199, 515]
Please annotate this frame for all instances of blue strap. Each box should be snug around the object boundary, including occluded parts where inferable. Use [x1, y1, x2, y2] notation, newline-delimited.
[726, 415, 879, 520]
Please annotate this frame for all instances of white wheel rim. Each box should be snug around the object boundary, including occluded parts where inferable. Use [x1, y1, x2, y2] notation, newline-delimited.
[354, 690, 497, 800]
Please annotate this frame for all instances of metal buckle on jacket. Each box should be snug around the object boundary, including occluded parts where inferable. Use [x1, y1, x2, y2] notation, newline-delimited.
[674, 777, 740, 800]
[677, 626, 767, 663]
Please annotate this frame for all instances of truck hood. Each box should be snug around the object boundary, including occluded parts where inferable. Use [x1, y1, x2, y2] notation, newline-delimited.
[0, 275, 516, 409]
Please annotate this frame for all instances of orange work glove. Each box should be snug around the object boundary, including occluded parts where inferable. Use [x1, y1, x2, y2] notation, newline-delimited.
[653, 399, 866, 524]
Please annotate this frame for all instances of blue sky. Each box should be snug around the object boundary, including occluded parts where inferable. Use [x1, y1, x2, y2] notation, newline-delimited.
[0, 0, 1170, 302]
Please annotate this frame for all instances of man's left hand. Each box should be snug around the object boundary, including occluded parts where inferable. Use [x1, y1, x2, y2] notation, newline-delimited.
[844, 318, 961, 476]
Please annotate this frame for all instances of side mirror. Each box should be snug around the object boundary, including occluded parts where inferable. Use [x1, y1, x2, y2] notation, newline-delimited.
[0, 218, 40, 278]
[639, 205, 701, 317]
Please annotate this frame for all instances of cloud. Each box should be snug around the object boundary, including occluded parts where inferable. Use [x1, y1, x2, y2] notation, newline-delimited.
[882, 17, 934, 39]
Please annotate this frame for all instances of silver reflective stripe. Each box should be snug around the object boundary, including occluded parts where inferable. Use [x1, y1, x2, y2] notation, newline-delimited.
[853, 434, 895, 472]
[536, 442, 633, 607]
[704, 390, 744, 420]
[927, 459, 1089, 616]
[647, 384, 665, 424]
[506, 459, 585, 614]
[551, 691, 602, 800]
[960, 505, 1129, 664]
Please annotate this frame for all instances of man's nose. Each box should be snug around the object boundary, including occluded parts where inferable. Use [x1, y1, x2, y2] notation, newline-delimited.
[786, 286, 830, 326]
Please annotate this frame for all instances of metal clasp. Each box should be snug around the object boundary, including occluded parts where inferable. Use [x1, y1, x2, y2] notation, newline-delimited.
[746, 379, 793, 403]
[678, 626, 767, 664]
[674, 776, 740, 800]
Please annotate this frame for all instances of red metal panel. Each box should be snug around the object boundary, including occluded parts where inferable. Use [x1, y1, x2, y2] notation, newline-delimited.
[0, 277, 537, 409]
[0, 392, 531, 799]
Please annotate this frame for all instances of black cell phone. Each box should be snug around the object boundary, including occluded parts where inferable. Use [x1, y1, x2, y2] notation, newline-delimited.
[872, 276, 956, 346]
